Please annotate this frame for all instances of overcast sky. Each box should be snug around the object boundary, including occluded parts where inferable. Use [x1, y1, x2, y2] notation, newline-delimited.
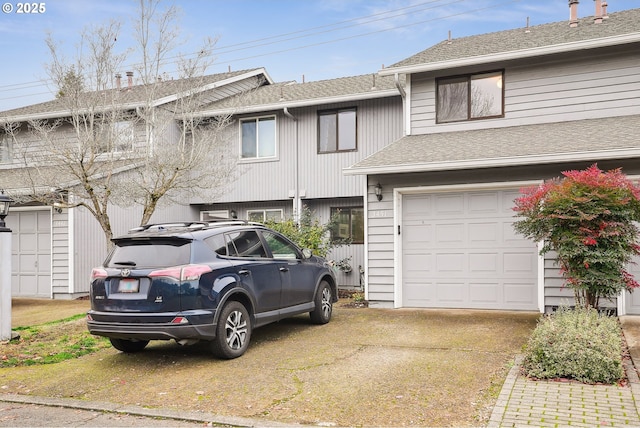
[0, 0, 637, 111]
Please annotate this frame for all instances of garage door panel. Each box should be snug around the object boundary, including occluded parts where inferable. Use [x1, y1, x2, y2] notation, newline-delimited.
[435, 194, 464, 214]
[402, 189, 538, 310]
[436, 282, 466, 303]
[504, 252, 536, 274]
[469, 193, 499, 213]
[469, 222, 499, 244]
[436, 253, 465, 273]
[504, 282, 537, 306]
[469, 253, 498, 273]
[435, 223, 464, 244]
[469, 282, 500, 303]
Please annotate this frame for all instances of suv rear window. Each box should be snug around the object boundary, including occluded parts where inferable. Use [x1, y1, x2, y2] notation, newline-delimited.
[107, 239, 191, 268]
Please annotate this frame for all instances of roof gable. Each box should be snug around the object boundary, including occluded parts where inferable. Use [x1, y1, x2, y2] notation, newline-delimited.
[0, 68, 272, 122]
[381, 8, 640, 75]
[195, 73, 403, 116]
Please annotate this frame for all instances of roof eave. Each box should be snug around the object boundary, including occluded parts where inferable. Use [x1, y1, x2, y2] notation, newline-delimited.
[379, 33, 640, 76]
[343, 147, 640, 176]
[151, 68, 272, 107]
[189, 88, 401, 118]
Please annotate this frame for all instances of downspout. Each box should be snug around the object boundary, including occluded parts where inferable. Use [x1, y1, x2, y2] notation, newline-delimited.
[283, 107, 300, 223]
[394, 73, 406, 99]
[394, 73, 407, 136]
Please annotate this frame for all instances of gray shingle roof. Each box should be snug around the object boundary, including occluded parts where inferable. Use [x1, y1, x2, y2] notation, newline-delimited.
[345, 115, 640, 175]
[0, 69, 265, 121]
[384, 8, 640, 71]
[197, 73, 402, 114]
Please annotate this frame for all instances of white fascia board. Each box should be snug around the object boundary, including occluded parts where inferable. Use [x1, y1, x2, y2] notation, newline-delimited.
[0, 102, 147, 123]
[343, 147, 640, 176]
[152, 68, 272, 107]
[379, 33, 640, 76]
[190, 89, 401, 118]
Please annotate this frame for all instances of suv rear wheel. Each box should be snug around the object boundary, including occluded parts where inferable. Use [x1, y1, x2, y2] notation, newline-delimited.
[109, 338, 149, 353]
[211, 301, 252, 359]
[310, 280, 333, 324]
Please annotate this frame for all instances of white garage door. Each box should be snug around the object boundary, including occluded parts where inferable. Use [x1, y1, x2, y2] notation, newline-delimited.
[7, 210, 52, 297]
[402, 189, 538, 310]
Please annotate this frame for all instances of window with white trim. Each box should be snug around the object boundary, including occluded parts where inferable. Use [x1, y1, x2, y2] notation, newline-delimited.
[96, 120, 135, 153]
[330, 207, 364, 244]
[248, 209, 283, 222]
[240, 116, 276, 160]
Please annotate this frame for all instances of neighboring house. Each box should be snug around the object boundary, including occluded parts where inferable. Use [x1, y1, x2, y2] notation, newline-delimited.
[0, 67, 404, 298]
[187, 73, 404, 288]
[0, 68, 273, 298]
[345, 5, 640, 313]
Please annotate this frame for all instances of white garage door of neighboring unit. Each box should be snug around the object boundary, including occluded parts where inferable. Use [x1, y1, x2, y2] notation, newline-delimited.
[8, 210, 52, 297]
[401, 189, 538, 310]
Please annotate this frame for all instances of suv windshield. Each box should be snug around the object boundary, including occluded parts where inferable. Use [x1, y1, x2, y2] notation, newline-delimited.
[107, 239, 191, 268]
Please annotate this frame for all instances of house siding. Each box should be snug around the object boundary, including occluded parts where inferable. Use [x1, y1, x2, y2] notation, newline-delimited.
[51, 209, 70, 297]
[70, 202, 198, 296]
[409, 46, 640, 135]
[213, 97, 403, 203]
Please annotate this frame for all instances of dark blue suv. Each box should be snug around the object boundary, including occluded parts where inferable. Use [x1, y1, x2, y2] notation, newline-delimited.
[87, 221, 338, 359]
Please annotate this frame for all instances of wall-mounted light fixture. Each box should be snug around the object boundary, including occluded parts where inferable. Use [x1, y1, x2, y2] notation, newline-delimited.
[230, 210, 237, 219]
[0, 191, 13, 230]
[53, 203, 63, 214]
[374, 183, 383, 202]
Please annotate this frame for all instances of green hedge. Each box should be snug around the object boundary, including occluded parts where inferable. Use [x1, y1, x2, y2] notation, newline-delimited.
[521, 307, 623, 384]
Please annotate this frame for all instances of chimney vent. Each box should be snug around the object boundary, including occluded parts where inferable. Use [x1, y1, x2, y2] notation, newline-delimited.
[126, 71, 133, 88]
[569, 0, 579, 27]
[115, 73, 121, 90]
[594, 0, 603, 23]
[525, 16, 530, 33]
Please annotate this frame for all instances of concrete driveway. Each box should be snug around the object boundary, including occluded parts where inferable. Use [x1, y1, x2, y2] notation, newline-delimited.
[1, 299, 539, 427]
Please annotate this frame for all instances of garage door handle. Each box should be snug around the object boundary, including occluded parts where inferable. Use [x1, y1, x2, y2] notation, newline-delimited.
[398, 225, 401, 235]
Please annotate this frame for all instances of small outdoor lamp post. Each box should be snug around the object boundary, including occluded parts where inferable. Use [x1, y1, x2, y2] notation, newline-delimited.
[0, 192, 14, 341]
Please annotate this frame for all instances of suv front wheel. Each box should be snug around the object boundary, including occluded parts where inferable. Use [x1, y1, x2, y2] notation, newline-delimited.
[211, 301, 252, 359]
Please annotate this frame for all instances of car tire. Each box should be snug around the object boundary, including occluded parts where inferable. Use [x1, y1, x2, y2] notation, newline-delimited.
[211, 301, 252, 359]
[310, 280, 333, 324]
[109, 338, 149, 353]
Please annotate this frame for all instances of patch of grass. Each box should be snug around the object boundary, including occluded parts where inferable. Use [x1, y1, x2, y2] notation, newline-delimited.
[521, 307, 623, 384]
[1, 314, 110, 368]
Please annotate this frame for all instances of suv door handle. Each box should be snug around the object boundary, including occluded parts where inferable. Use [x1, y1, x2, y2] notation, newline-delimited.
[279, 267, 289, 272]
[238, 269, 250, 275]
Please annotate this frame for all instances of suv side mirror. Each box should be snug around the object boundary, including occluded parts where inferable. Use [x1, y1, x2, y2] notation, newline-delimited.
[302, 248, 313, 259]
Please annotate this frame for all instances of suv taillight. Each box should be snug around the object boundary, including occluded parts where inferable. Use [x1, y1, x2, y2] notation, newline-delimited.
[91, 268, 108, 280]
[148, 264, 212, 281]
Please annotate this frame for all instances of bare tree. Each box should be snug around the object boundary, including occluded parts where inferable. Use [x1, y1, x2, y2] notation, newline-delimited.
[11, 0, 239, 250]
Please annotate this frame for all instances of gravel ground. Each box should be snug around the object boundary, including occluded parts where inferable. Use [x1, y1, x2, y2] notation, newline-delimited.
[2, 298, 538, 427]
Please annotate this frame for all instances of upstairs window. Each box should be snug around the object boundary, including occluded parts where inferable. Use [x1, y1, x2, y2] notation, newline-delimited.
[240, 116, 276, 160]
[0, 134, 11, 163]
[330, 207, 364, 244]
[436, 71, 503, 123]
[96, 120, 135, 153]
[318, 108, 356, 153]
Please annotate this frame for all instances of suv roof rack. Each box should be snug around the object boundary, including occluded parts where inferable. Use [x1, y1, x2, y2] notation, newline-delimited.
[128, 219, 264, 234]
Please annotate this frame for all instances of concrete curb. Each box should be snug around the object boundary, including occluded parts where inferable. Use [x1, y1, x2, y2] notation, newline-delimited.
[0, 393, 296, 427]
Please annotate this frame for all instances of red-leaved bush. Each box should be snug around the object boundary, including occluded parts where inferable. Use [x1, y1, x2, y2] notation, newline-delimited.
[513, 164, 640, 309]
